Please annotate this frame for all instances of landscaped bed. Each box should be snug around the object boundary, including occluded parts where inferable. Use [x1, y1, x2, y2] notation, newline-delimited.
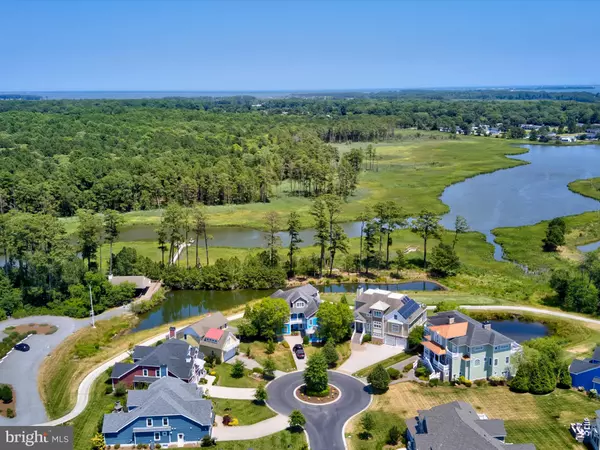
[0, 384, 16, 418]
[295, 384, 340, 405]
[4, 323, 58, 335]
[239, 340, 296, 372]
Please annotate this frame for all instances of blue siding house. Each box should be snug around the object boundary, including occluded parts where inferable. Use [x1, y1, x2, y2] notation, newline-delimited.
[271, 284, 322, 342]
[102, 377, 213, 447]
[570, 347, 600, 391]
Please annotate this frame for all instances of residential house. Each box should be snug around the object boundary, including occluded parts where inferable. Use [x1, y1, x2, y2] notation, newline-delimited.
[271, 284, 321, 342]
[353, 288, 427, 348]
[589, 410, 600, 450]
[560, 136, 577, 142]
[178, 312, 240, 362]
[111, 339, 206, 388]
[102, 377, 213, 447]
[109, 275, 152, 297]
[422, 311, 520, 382]
[405, 401, 535, 450]
[569, 347, 600, 391]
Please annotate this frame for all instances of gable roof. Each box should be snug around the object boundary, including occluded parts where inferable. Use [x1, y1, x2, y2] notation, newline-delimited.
[428, 311, 515, 347]
[109, 276, 151, 289]
[199, 329, 238, 351]
[205, 328, 224, 341]
[111, 339, 196, 380]
[354, 289, 426, 324]
[429, 322, 469, 339]
[180, 312, 229, 339]
[271, 284, 320, 318]
[370, 300, 390, 311]
[103, 377, 212, 433]
[570, 358, 600, 375]
[592, 346, 600, 362]
[407, 401, 535, 450]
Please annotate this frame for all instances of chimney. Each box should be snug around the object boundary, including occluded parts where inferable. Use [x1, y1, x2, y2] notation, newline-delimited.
[448, 317, 455, 325]
[169, 326, 176, 339]
[482, 321, 492, 330]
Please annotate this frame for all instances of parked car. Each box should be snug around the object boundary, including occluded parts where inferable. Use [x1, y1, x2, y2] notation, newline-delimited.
[293, 344, 305, 359]
[14, 343, 30, 352]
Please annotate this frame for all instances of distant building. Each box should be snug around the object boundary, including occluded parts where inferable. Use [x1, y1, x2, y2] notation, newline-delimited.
[560, 136, 577, 142]
[272, 284, 322, 342]
[570, 347, 600, 391]
[353, 288, 427, 348]
[178, 312, 240, 362]
[109, 275, 152, 297]
[520, 124, 542, 130]
[422, 311, 520, 382]
[405, 401, 535, 450]
[102, 377, 213, 447]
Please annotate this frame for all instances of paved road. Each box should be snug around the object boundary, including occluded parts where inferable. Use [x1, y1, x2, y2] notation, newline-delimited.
[267, 371, 371, 450]
[460, 305, 600, 325]
[0, 308, 131, 425]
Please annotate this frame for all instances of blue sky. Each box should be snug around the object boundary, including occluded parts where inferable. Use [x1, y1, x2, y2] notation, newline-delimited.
[0, 0, 598, 91]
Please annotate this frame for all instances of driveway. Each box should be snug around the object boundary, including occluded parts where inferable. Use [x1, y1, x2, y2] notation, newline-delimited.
[212, 414, 289, 441]
[337, 342, 405, 375]
[0, 308, 131, 425]
[284, 335, 305, 371]
[267, 371, 371, 450]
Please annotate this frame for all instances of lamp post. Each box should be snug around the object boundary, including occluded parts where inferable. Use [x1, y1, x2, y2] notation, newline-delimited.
[89, 285, 96, 328]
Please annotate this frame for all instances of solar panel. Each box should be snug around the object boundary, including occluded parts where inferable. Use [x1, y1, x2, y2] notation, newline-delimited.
[398, 298, 419, 319]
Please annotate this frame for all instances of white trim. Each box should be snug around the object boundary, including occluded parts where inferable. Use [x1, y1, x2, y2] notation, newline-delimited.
[146, 418, 153, 427]
[154, 432, 161, 441]
[142, 369, 149, 377]
[162, 417, 169, 426]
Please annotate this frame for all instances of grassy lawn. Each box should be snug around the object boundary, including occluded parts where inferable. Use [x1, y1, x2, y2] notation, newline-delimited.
[211, 398, 275, 425]
[347, 382, 596, 450]
[304, 341, 352, 367]
[70, 372, 117, 450]
[211, 363, 263, 388]
[239, 340, 296, 372]
[211, 430, 307, 450]
[353, 352, 414, 378]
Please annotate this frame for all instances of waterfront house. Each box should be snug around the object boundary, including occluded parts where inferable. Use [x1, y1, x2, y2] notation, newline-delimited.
[569, 347, 600, 391]
[108, 275, 152, 297]
[178, 312, 240, 362]
[271, 284, 321, 342]
[405, 401, 535, 449]
[353, 288, 427, 348]
[422, 311, 520, 382]
[111, 339, 206, 388]
[102, 377, 213, 447]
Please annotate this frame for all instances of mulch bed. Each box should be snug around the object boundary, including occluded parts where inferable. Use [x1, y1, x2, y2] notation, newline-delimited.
[0, 385, 16, 418]
[11, 323, 57, 335]
[295, 384, 340, 404]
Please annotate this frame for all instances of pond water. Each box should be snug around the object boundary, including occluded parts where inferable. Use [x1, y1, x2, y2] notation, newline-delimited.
[117, 221, 363, 248]
[489, 319, 548, 343]
[578, 241, 600, 253]
[440, 144, 600, 261]
[132, 281, 443, 331]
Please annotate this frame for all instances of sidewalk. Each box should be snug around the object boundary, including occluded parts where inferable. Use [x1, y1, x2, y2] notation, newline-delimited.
[212, 414, 289, 441]
[208, 386, 256, 400]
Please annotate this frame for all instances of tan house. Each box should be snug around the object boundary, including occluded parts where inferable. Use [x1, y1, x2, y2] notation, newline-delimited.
[177, 312, 240, 362]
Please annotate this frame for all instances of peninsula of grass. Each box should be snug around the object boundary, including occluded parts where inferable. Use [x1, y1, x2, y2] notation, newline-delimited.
[207, 430, 307, 450]
[347, 382, 598, 450]
[569, 177, 600, 201]
[211, 398, 276, 425]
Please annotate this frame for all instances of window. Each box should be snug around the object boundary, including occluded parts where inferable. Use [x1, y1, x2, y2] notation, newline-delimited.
[489, 358, 493, 366]
[154, 433, 160, 441]
[365, 323, 371, 332]
[295, 301, 305, 308]
[155, 369, 160, 377]
[373, 310, 382, 318]
[505, 356, 510, 364]
[373, 321, 382, 329]
[162, 418, 169, 426]
[391, 324, 400, 333]
[474, 359, 480, 367]
[494, 358, 498, 366]
[142, 369, 148, 377]
[146, 418, 153, 427]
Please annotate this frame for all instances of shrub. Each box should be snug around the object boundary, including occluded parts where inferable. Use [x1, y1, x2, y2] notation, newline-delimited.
[429, 378, 440, 387]
[263, 357, 276, 379]
[489, 376, 506, 387]
[303, 335, 309, 345]
[266, 340, 275, 355]
[578, 386, 585, 392]
[304, 352, 329, 393]
[362, 333, 371, 343]
[223, 414, 233, 426]
[282, 340, 290, 349]
[155, 445, 161, 449]
[388, 425, 401, 445]
[589, 389, 598, 399]
[322, 341, 339, 368]
[114, 382, 127, 397]
[215, 355, 222, 365]
[104, 385, 113, 395]
[254, 383, 268, 403]
[403, 364, 413, 373]
[200, 435, 216, 447]
[387, 367, 401, 380]
[457, 376, 472, 387]
[230, 360, 245, 378]
[246, 345, 252, 358]
[114, 445, 120, 450]
[367, 364, 390, 392]
[0, 385, 13, 403]
[360, 412, 375, 439]
[6, 408, 14, 418]
[289, 409, 306, 429]
[252, 367, 264, 375]
[474, 379, 487, 387]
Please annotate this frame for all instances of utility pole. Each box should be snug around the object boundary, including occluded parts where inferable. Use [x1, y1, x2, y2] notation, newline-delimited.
[89, 285, 96, 328]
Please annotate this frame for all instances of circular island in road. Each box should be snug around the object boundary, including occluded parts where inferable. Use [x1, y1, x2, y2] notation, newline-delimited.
[267, 371, 371, 450]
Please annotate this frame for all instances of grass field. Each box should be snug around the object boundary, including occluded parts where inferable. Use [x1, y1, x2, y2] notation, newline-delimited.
[211, 398, 276, 425]
[347, 382, 596, 450]
[304, 341, 352, 367]
[61, 136, 529, 234]
[239, 340, 296, 372]
[210, 430, 307, 450]
[212, 362, 263, 388]
[353, 352, 414, 378]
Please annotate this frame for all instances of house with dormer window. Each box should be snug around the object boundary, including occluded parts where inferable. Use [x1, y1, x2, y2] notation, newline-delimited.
[271, 284, 322, 342]
[178, 312, 240, 362]
[353, 288, 427, 348]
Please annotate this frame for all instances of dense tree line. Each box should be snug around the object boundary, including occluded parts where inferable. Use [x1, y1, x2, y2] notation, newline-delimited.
[549, 252, 600, 314]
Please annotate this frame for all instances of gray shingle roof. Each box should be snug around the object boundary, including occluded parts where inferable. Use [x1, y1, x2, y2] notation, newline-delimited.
[111, 340, 196, 381]
[178, 312, 229, 340]
[592, 346, 600, 362]
[570, 358, 600, 375]
[271, 284, 320, 318]
[354, 289, 425, 323]
[428, 311, 514, 347]
[103, 377, 211, 433]
[408, 401, 535, 450]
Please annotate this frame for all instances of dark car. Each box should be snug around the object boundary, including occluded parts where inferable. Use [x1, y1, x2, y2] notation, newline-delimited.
[14, 343, 30, 352]
[293, 344, 305, 359]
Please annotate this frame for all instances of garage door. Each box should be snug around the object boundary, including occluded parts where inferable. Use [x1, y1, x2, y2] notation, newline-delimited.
[384, 336, 406, 348]
[223, 347, 237, 362]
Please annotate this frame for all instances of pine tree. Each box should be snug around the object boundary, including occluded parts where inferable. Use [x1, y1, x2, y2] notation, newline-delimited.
[528, 357, 556, 395]
[367, 364, 391, 392]
[557, 363, 573, 389]
[509, 364, 530, 393]
[322, 341, 339, 368]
